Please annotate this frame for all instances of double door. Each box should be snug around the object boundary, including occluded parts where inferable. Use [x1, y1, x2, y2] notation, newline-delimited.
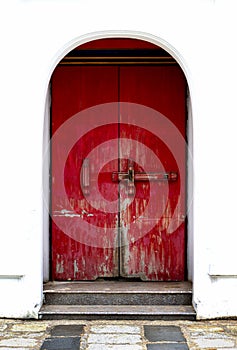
[51, 64, 186, 280]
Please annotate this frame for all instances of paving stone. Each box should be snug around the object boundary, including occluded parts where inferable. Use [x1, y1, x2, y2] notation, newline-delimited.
[0, 348, 34, 350]
[1, 331, 45, 339]
[226, 325, 237, 335]
[194, 338, 235, 348]
[11, 323, 48, 332]
[40, 337, 81, 350]
[23, 332, 46, 338]
[189, 327, 226, 337]
[87, 333, 142, 344]
[187, 325, 224, 333]
[0, 324, 7, 332]
[144, 325, 186, 342]
[0, 338, 37, 347]
[198, 331, 230, 339]
[146, 344, 189, 350]
[50, 324, 85, 337]
[87, 345, 144, 350]
[90, 325, 141, 334]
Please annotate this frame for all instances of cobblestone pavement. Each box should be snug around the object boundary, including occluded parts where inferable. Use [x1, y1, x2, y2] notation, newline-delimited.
[0, 319, 236, 350]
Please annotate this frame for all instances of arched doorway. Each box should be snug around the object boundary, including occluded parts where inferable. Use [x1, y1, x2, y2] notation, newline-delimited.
[48, 38, 190, 282]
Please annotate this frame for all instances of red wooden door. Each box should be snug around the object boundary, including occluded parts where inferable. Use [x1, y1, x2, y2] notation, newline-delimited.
[51, 64, 186, 281]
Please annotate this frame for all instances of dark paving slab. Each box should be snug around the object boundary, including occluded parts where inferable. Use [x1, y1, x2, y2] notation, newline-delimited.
[40, 337, 81, 350]
[147, 344, 189, 350]
[50, 324, 85, 337]
[144, 325, 186, 342]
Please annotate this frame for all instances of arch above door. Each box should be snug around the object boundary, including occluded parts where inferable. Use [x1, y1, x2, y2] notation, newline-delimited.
[43, 34, 193, 283]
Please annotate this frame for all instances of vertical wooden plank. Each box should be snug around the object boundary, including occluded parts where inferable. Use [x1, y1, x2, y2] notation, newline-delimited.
[119, 66, 187, 281]
[51, 66, 119, 280]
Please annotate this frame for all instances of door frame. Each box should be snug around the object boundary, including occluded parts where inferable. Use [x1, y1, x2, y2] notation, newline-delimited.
[43, 31, 193, 283]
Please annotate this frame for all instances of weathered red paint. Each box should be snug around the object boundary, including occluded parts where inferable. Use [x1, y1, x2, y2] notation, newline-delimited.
[119, 66, 186, 280]
[51, 66, 120, 280]
[51, 39, 186, 281]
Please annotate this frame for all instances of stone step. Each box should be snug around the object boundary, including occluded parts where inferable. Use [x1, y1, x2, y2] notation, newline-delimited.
[39, 304, 196, 320]
[43, 281, 192, 305]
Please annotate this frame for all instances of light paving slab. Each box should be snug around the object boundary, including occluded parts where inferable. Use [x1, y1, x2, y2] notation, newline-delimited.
[87, 345, 144, 350]
[188, 329, 227, 340]
[87, 333, 142, 344]
[187, 325, 225, 333]
[226, 325, 237, 335]
[194, 337, 236, 348]
[0, 325, 7, 332]
[0, 348, 33, 350]
[191, 331, 230, 339]
[11, 323, 48, 332]
[90, 325, 141, 334]
[0, 338, 37, 347]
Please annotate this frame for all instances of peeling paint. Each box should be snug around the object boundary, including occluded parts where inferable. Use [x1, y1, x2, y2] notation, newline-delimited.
[81, 209, 94, 217]
[53, 209, 81, 218]
[56, 255, 64, 274]
[53, 209, 94, 217]
[73, 259, 79, 279]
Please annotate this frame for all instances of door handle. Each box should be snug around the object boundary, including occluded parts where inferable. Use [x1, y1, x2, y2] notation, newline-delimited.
[111, 160, 135, 196]
[112, 161, 178, 196]
[133, 172, 178, 181]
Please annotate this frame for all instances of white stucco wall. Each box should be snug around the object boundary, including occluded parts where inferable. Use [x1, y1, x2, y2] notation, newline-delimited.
[0, 0, 237, 319]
